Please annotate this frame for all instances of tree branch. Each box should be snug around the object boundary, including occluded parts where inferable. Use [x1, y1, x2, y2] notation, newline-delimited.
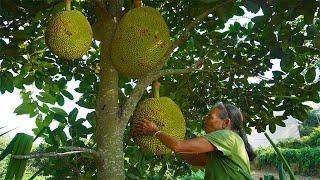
[120, 52, 211, 129]
[160, 0, 234, 62]
[62, 146, 100, 157]
[13, 151, 85, 159]
[14, 146, 100, 160]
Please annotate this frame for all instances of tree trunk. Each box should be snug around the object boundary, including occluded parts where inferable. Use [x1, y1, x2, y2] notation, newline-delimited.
[95, 35, 124, 179]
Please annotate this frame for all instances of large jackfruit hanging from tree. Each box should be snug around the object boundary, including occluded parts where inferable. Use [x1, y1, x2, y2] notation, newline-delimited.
[111, 6, 172, 78]
[131, 97, 186, 154]
[45, 10, 92, 60]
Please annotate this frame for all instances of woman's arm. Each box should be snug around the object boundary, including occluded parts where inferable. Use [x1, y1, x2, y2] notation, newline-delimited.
[179, 153, 207, 167]
[154, 131, 215, 153]
[133, 119, 216, 154]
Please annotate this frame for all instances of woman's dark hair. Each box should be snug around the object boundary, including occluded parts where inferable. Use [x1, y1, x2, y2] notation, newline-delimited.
[214, 103, 256, 161]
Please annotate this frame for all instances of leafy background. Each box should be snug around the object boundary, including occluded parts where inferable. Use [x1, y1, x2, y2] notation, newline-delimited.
[0, 0, 319, 178]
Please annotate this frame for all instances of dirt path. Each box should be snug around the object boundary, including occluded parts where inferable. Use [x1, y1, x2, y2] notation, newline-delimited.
[252, 170, 319, 180]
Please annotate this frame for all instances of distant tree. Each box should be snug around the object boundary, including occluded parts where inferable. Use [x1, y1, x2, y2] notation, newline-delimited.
[303, 109, 320, 127]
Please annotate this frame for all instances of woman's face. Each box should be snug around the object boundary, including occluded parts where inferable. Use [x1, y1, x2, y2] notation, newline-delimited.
[203, 108, 227, 133]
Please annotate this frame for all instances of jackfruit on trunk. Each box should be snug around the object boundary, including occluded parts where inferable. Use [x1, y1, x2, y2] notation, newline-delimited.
[111, 6, 172, 78]
[131, 81, 186, 154]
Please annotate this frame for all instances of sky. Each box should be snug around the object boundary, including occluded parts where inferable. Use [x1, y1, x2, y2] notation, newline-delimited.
[0, 8, 319, 144]
[0, 80, 92, 144]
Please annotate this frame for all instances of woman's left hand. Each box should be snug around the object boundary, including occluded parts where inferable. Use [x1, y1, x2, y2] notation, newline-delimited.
[132, 119, 159, 136]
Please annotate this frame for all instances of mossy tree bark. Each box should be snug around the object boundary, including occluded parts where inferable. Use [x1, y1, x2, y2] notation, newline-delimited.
[94, 2, 124, 178]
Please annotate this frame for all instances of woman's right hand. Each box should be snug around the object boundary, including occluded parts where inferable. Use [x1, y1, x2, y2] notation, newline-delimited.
[132, 119, 159, 136]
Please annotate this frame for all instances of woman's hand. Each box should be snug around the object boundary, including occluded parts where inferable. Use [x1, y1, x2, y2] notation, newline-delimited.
[132, 119, 159, 136]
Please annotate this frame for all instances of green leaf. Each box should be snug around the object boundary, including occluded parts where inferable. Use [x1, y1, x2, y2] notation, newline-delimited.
[50, 107, 68, 117]
[245, 1, 261, 13]
[56, 94, 65, 106]
[269, 124, 276, 133]
[36, 116, 44, 128]
[0, 135, 18, 161]
[247, 22, 254, 29]
[14, 102, 35, 115]
[68, 108, 78, 124]
[38, 104, 49, 113]
[36, 92, 56, 104]
[306, 25, 319, 37]
[305, 67, 316, 83]
[53, 113, 67, 123]
[235, 6, 245, 16]
[57, 130, 68, 145]
[43, 115, 53, 126]
[61, 90, 74, 100]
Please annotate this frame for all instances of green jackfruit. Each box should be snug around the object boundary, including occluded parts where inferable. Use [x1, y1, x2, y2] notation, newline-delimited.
[45, 10, 92, 60]
[131, 97, 186, 154]
[111, 6, 172, 78]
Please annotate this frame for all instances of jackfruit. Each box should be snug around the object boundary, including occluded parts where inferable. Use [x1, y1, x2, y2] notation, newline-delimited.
[131, 97, 186, 154]
[111, 6, 172, 78]
[45, 10, 92, 60]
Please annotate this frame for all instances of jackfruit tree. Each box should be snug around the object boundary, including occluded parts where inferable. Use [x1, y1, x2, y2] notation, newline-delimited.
[0, 0, 319, 179]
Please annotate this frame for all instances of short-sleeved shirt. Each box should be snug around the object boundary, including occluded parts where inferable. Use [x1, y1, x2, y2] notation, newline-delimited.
[203, 129, 251, 180]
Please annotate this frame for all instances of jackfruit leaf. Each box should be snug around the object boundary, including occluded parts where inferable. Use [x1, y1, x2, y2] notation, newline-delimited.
[276, 121, 286, 127]
[51, 107, 68, 117]
[305, 67, 316, 83]
[70, 124, 88, 138]
[245, 0, 261, 13]
[86, 112, 96, 127]
[36, 116, 44, 128]
[35, 79, 43, 89]
[36, 92, 56, 104]
[56, 94, 65, 106]
[272, 71, 285, 81]
[56, 128, 68, 145]
[68, 108, 79, 125]
[61, 90, 74, 100]
[306, 25, 319, 37]
[235, 6, 245, 16]
[53, 113, 67, 123]
[38, 104, 49, 114]
[14, 102, 36, 115]
[47, 128, 59, 147]
[43, 115, 53, 127]
[280, 55, 294, 73]
[269, 124, 276, 133]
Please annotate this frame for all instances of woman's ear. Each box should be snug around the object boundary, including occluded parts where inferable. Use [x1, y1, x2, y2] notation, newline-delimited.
[223, 119, 231, 129]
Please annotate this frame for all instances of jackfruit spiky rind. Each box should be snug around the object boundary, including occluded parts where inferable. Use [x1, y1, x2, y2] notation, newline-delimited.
[111, 6, 172, 78]
[132, 97, 186, 154]
[45, 10, 92, 60]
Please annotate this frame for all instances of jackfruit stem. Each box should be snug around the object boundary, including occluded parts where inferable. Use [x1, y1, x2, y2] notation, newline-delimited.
[134, 0, 142, 8]
[152, 80, 160, 98]
[65, 0, 72, 11]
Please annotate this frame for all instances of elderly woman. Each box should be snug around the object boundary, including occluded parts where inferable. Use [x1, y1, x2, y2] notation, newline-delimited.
[133, 102, 255, 180]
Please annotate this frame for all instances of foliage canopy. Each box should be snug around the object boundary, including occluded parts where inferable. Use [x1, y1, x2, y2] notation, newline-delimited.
[0, 0, 319, 178]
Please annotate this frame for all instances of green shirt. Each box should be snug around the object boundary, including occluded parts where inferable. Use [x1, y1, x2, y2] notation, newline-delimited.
[203, 129, 252, 180]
